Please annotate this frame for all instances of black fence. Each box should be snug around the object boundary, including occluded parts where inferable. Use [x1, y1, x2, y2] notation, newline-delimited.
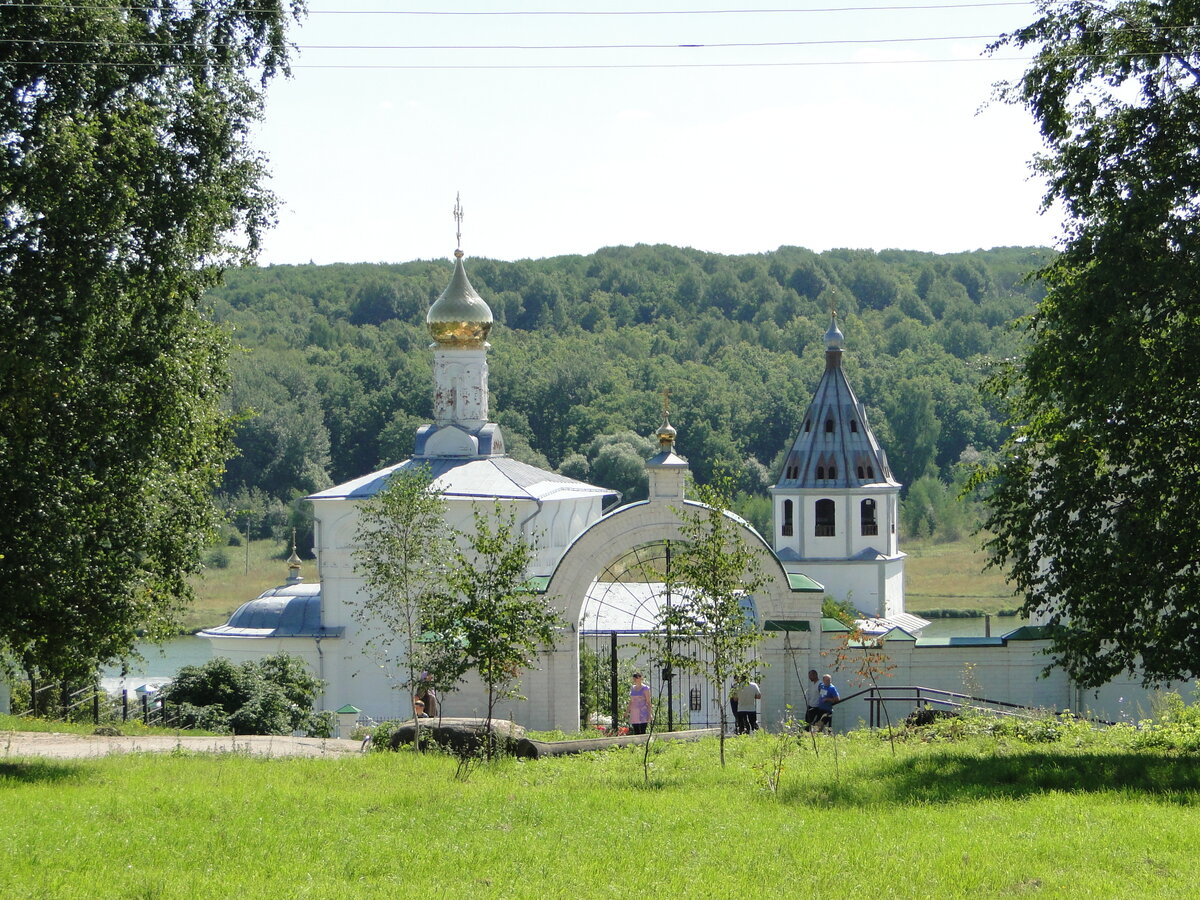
[12, 680, 181, 728]
[581, 630, 733, 733]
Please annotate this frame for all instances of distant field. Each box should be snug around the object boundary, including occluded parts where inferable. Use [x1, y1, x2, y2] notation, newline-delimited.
[184, 538, 297, 632]
[184, 536, 1017, 632]
[900, 536, 1017, 615]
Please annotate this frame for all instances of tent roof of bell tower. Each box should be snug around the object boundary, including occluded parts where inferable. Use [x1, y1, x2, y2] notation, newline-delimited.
[775, 313, 899, 492]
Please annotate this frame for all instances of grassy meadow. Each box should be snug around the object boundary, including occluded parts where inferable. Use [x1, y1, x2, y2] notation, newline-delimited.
[903, 537, 1016, 616]
[1, 726, 1197, 899]
[184, 539, 295, 632]
[188, 535, 1016, 634]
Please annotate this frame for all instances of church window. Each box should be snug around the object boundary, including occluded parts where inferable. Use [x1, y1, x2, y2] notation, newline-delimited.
[815, 499, 836, 536]
[689, 687, 702, 712]
[828, 465, 837, 479]
[782, 500, 794, 536]
[850, 420, 858, 433]
[857, 466, 864, 479]
[825, 418, 834, 433]
[861, 499, 878, 536]
[816, 465, 825, 480]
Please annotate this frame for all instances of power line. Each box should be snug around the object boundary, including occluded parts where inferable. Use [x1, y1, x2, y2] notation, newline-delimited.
[0, 2, 1036, 14]
[0, 54, 1083, 70]
[0, 33, 1006, 51]
[309, 2, 1033, 14]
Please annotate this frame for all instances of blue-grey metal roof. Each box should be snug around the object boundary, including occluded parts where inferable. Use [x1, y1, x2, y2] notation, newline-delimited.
[197, 583, 343, 640]
[308, 455, 615, 503]
[856, 612, 932, 635]
[774, 315, 900, 492]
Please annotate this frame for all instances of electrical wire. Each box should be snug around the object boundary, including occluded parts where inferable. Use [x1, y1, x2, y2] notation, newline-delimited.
[0, 33, 1006, 51]
[0, 2, 1037, 15]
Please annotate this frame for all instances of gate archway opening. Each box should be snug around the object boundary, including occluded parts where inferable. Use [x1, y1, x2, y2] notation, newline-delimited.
[577, 541, 760, 733]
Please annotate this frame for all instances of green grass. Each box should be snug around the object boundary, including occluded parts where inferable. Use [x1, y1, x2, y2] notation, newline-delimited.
[1, 727, 1198, 898]
[904, 536, 1017, 615]
[0, 715, 216, 738]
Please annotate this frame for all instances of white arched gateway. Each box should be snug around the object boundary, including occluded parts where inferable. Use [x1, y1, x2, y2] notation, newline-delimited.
[526, 421, 825, 732]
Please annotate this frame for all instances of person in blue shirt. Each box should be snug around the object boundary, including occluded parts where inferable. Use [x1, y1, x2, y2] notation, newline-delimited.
[815, 673, 840, 732]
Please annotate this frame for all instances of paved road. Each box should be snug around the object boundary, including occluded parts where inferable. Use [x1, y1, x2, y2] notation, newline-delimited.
[0, 730, 365, 759]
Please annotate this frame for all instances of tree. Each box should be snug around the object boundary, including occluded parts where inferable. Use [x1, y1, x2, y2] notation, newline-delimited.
[0, 2, 302, 684]
[653, 480, 767, 766]
[352, 466, 455, 714]
[223, 349, 333, 502]
[430, 504, 563, 758]
[981, 0, 1200, 687]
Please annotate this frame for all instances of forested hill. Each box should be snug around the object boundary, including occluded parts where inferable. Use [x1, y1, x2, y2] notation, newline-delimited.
[205, 244, 1050, 541]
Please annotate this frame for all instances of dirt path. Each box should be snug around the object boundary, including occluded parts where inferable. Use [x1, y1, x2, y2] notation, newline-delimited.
[0, 730, 365, 759]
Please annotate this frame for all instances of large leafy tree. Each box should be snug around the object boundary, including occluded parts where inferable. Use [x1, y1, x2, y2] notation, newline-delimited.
[982, 0, 1200, 686]
[0, 1, 302, 684]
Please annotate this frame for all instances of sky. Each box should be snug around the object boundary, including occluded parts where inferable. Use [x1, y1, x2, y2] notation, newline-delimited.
[252, 1, 1064, 266]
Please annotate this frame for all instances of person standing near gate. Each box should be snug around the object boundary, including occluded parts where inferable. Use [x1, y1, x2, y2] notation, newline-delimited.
[415, 671, 438, 718]
[803, 669, 822, 730]
[814, 673, 840, 733]
[735, 679, 762, 733]
[628, 672, 652, 735]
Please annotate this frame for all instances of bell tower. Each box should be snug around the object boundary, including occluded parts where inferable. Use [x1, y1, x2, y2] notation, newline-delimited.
[769, 314, 906, 619]
[414, 194, 505, 458]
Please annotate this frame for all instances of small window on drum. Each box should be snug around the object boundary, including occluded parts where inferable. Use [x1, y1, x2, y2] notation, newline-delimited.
[825, 418, 834, 433]
[828, 465, 837, 479]
[816, 465, 825, 480]
[850, 420, 858, 433]
[857, 466, 865, 479]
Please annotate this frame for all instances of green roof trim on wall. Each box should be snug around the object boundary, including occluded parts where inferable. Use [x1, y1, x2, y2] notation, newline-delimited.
[787, 572, 824, 592]
[1002, 625, 1058, 641]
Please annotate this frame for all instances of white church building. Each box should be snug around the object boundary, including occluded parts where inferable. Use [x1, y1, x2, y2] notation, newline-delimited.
[202, 240, 1174, 732]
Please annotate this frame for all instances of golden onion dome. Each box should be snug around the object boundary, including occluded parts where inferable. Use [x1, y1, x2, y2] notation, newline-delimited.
[427, 249, 493, 346]
[657, 418, 677, 449]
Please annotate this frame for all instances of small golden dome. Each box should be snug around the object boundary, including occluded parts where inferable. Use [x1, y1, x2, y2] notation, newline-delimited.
[657, 418, 677, 449]
[427, 250, 493, 346]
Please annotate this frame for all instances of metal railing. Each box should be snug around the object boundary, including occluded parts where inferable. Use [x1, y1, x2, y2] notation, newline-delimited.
[837, 684, 1114, 728]
[13, 681, 180, 728]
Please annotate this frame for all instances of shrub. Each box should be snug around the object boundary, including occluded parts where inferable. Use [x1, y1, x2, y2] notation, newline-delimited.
[159, 653, 323, 736]
[1130, 692, 1200, 753]
[203, 547, 231, 570]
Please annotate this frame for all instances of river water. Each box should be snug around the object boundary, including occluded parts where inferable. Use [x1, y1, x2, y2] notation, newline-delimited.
[100, 636, 215, 694]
